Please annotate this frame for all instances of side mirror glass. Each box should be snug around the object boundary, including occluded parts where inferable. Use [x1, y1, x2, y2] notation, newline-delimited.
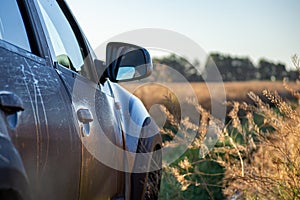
[105, 42, 153, 82]
[116, 66, 136, 80]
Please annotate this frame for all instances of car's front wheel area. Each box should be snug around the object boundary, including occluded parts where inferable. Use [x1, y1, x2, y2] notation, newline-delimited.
[131, 132, 162, 200]
[144, 144, 162, 200]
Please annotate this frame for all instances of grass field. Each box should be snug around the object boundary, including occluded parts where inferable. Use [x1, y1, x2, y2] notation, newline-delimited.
[123, 80, 300, 199]
[121, 81, 298, 111]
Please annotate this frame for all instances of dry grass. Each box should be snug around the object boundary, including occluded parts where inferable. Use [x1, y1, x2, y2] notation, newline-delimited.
[220, 90, 300, 199]
[157, 85, 300, 199]
[123, 56, 300, 199]
[155, 55, 300, 199]
[121, 81, 298, 111]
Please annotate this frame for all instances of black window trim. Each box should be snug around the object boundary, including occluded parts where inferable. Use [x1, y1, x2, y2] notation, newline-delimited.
[22, 0, 56, 65]
[17, 0, 40, 56]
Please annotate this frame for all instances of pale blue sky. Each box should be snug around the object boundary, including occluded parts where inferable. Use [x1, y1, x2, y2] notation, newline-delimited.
[66, 0, 300, 69]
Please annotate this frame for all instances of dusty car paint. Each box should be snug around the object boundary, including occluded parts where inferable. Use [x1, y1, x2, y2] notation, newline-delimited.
[0, 0, 161, 199]
[0, 39, 82, 199]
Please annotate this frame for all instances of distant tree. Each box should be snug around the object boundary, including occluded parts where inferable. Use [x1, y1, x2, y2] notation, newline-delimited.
[205, 53, 257, 81]
[258, 59, 287, 81]
[287, 70, 299, 81]
[153, 53, 289, 82]
[152, 54, 203, 82]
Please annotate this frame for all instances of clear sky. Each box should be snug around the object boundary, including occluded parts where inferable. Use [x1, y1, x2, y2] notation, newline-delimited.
[66, 0, 300, 70]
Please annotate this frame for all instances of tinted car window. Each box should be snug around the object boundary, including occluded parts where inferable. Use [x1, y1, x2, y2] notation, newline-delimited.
[37, 0, 84, 72]
[0, 0, 31, 52]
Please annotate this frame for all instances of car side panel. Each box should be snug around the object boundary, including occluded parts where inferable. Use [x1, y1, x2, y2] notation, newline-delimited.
[109, 82, 159, 153]
[0, 41, 81, 199]
[56, 65, 125, 199]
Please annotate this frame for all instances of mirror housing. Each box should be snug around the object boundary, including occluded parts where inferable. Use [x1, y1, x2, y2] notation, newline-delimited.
[105, 42, 153, 82]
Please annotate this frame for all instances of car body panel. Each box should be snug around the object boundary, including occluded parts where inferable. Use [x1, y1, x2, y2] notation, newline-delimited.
[0, 39, 81, 199]
[0, 0, 160, 199]
[55, 64, 125, 199]
[109, 82, 153, 153]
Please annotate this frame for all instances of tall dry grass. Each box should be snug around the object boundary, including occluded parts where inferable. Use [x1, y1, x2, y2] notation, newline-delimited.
[221, 92, 300, 199]
[122, 81, 297, 113]
[157, 55, 300, 199]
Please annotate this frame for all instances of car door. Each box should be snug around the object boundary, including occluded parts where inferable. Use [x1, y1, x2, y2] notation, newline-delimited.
[35, 0, 125, 198]
[0, 0, 81, 199]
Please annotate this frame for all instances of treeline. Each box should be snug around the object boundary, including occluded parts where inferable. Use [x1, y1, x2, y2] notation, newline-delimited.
[152, 53, 298, 82]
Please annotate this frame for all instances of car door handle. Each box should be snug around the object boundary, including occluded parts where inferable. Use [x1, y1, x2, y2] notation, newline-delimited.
[0, 91, 24, 114]
[77, 108, 93, 123]
[77, 108, 93, 137]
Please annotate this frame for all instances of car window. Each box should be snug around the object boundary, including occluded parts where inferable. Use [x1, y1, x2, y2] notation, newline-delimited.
[0, 0, 31, 52]
[37, 0, 84, 73]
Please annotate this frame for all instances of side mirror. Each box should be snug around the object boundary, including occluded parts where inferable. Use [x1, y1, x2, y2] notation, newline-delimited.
[105, 42, 153, 82]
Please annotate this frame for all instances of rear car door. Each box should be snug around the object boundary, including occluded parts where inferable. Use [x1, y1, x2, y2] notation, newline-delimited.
[35, 0, 125, 198]
[0, 0, 81, 199]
